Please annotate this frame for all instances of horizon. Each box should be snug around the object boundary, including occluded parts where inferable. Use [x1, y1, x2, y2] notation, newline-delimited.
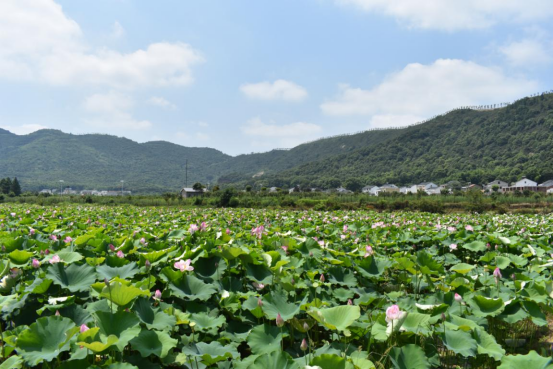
[1, 1, 552, 155]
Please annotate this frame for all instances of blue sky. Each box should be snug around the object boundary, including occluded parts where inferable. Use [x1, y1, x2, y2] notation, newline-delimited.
[1, 0, 552, 155]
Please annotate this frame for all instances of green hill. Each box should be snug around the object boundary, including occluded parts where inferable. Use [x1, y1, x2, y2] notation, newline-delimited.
[1, 93, 552, 193]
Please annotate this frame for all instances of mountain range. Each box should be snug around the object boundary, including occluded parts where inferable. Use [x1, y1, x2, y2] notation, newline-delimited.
[1, 93, 552, 193]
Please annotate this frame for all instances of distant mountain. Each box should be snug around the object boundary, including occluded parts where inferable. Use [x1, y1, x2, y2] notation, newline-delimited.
[1, 93, 552, 193]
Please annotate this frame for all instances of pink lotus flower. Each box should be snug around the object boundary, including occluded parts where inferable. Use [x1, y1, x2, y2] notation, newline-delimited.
[454, 293, 462, 302]
[343, 225, 348, 233]
[32, 259, 40, 269]
[116, 250, 124, 258]
[465, 225, 474, 232]
[253, 282, 265, 290]
[385, 304, 402, 322]
[200, 222, 207, 231]
[64, 236, 72, 243]
[225, 228, 230, 235]
[447, 227, 456, 232]
[174, 259, 194, 272]
[80, 324, 89, 333]
[140, 237, 146, 245]
[364, 245, 374, 257]
[449, 244, 457, 251]
[153, 289, 162, 301]
[493, 267, 502, 279]
[189, 224, 199, 234]
[29, 228, 35, 235]
[49, 255, 61, 264]
[281, 245, 288, 253]
[276, 313, 285, 327]
[50, 235, 58, 241]
[251, 225, 265, 239]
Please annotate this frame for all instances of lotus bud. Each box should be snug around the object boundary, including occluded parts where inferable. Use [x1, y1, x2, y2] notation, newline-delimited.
[55, 310, 60, 316]
[154, 290, 162, 301]
[257, 298, 263, 308]
[290, 278, 295, 285]
[300, 338, 308, 351]
[276, 313, 285, 327]
[109, 244, 115, 251]
[319, 274, 325, 283]
[145, 260, 151, 269]
[80, 324, 89, 333]
[104, 278, 110, 286]
[441, 313, 446, 321]
[303, 322, 309, 331]
[32, 259, 40, 269]
[493, 267, 502, 279]
[511, 273, 516, 281]
[347, 299, 353, 305]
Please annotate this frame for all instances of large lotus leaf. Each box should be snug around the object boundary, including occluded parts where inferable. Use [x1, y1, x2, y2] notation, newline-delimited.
[522, 300, 547, 326]
[193, 256, 227, 281]
[0, 355, 23, 369]
[400, 312, 431, 335]
[474, 328, 505, 361]
[15, 316, 76, 366]
[100, 282, 149, 307]
[355, 257, 393, 278]
[498, 351, 552, 369]
[46, 263, 97, 292]
[468, 296, 505, 317]
[520, 283, 548, 304]
[389, 344, 430, 369]
[247, 351, 300, 369]
[182, 342, 239, 365]
[498, 301, 529, 324]
[349, 351, 376, 369]
[326, 267, 358, 287]
[96, 262, 139, 280]
[416, 251, 444, 275]
[44, 251, 84, 264]
[106, 364, 139, 369]
[311, 354, 347, 369]
[130, 330, 177, 359]
[440, 329, 477, 357]
[8, 250, 34, 265]
[262, 291, 304, 321]
[308, 305, 360, 332]
[244, 262, 273, 284]
[162, 269, 217, 301]
[133, 298, 176, 331]
[77, 335, 119, 353]
[189, 312, 226, 334]
[246, 324, 282, 355]
[462, 241, 487, 253]
[24, 278, 52, 294]
[495, 256, 511, 269]
[450, 263, 475, 275]
[94, 310, 141, 351]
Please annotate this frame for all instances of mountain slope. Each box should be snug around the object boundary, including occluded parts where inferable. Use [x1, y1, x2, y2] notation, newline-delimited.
[256, 93, 553, 188]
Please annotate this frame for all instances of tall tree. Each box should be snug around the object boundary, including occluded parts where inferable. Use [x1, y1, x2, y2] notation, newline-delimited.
[11, 177, 21, 196]
[0, 178, 12, 194]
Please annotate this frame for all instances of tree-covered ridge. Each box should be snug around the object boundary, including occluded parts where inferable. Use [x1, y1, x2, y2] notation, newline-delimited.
[248, 93, 553, 189]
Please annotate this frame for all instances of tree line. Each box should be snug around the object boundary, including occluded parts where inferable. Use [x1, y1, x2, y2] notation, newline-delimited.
[0, 177, 22, 197]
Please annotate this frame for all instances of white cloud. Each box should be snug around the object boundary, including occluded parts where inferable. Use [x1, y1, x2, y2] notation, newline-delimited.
[83, 91, 151, 130]
[148, 96, 177, 110]
[241, 117, 322, 148]
[198, 122, 209, 127]
[335, 0, 553, 31]
[111, 21, 125, 39]
[0, 0, 204, 88]
[0, 124, 49, 135]
[240, 80, 308, 102]
[321, 59, 538, 124]
[499, 39, 552, 67]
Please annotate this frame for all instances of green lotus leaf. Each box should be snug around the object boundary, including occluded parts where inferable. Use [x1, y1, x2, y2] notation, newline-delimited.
[311, 354, 347, 369]
[522, 300, 547, 326]
[246, 324, 282, 355]
[462, 241, 487, 253]
[468, 296, 505, 317]
[495, 256, 511, 269]
[439, 329, 477, 357]
[24, 278, 52, 294]
[43, 251, 84, 264]
[416, 251, 444, 275]
[132, 298, 176, 331]
[308, 305, 360, 332]
[182, 342, 239, 365]
[189, 312, 226, 333]
[400, 312, 431, 335]
[355, 257, 393, 278]
[474, 328, 505, 361]
[161, 268, 217, 301]
[46, 263, 97, 292]
[130, 330, 177, 359]
[193, 256, 227, 281]
[0, 355, 23, 369]
[96, 262, 139, 280]
[15, 316, 76, 366]
[498, 351, 552, 369]
[244, 262, 273, 284]
[498, 301, 529, 324]
[100, 281, 149, 307]
[389, 344, 430, 369]
[247, 351, 299, 369]
[94, 310, 141, 351]
[8, 250, 34, 265]
[106, 364, 139, 369]
[450, 263, 475, 274]
[326, 267, 358, 286]
[262, 291, 304, 321]
[77, 335, 118, 353]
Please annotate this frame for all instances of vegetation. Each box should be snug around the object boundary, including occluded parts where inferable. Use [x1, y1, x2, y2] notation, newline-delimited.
[1, 204, 553, 368]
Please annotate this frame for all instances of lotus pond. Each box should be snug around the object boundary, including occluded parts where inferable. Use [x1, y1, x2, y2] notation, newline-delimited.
[1, 205, 553, 368]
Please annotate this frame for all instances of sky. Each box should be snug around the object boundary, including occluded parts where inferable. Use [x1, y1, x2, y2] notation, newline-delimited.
[0, 0, 552, 156]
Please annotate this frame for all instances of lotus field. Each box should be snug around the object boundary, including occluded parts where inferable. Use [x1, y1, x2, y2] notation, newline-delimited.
[2, 205, 553, 368]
